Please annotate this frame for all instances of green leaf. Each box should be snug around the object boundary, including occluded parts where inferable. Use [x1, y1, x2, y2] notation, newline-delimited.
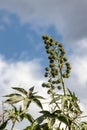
[41, 123, 49, 130]
[4, 95, 24, 104]
[23, 98, 31, 109]
[12, 87, 27, 95]
[34, 95, 45, 99]
[29, 86, 34, 92]
[3, 93, 23, 97]
[57, 115, 69, 126]
[0, 120, 8, 130]
[33, 98, 43, 109]
[24, 113, 34, 123]
[36, 115, 45, 124]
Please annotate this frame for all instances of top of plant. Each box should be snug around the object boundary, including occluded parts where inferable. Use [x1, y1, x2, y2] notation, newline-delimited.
[42, 35, 71, 95]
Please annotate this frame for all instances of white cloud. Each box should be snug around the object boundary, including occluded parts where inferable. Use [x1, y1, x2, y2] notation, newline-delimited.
[0, 0, 87, 43]
[0, 55, 47, 106]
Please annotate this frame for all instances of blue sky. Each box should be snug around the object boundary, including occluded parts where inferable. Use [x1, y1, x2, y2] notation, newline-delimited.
[0, 0, 87, 129]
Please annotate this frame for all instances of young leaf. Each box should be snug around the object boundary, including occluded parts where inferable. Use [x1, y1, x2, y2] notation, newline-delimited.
[12, 87, 27, 95]
[33, 98, 43, 109]
[24, 113, 34, 123]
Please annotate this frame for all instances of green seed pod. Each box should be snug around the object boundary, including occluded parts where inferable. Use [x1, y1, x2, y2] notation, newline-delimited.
[49, 63, 55, 68]
[47, 90, 51, 94]
[52, 81, 56, 84]
[46, 49, 51, 54]
[44, 72, 48, 77]
[45, 45, 50, 49]
[57, 86, 62, 90]
[49, 37, 53, 42]
[42, 83, 46, 87]
[54, 69, 58, 75]
[58, 43, 63, 47]
[55, 41, 58, 45]
[51, 85, 55, 90]
[66, 62, 70, 66]
[63, 57, 68, 62]
[50, 59, 54, 63]
[42, 35, 48, 40]
[48, 79, 52, 83]
[51, 73, 55, 78]
[56, 79, 61, 84]
[66, 69, 70, 74]
[45, 67, 50, 71]
[48, 55, 53, 60]
[50, 42, 55, 46]
[66, 74, 70, 78]
[62, 74, 66, 78]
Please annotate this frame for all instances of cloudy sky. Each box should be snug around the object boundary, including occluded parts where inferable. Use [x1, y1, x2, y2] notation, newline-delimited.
[0, 0, 87, 129]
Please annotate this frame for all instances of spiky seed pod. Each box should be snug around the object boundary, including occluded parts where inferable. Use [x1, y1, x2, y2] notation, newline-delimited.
[54, 69, 58, 75]
[46, 49, 51, 54]
[47, 89, 51, 94]
[50, 59, 54, 63]
[55, 41, 58, 45]
[51, 73, 55, 78]
[57, 86, 62, 90]
[67, 66, 71, 70]
[43, 83, 50, 88]
[49, 37, 53, 42]
[44, 72, 48, 77]
[66, 74, 70, 78]
[61, 50, 66, 55]
[48, 79, 52, 83]
[45, 67, 50, 71]
[42, 35, 48, 40]
[49, 63, 55, 68]
[45, 45, 50, 49]
[50, 42, 55, 46]
[56, 79, 61, 84]
[52, 81, 56, 84]
[46, 40, 51, 45]
[48, 55, 53, 60]
[60, 58, 63, 64]
[59, 48, 63, 52]
[63, 57, 68, 62]
[51, 85, 55, 90]
[66, 62, 70, 66]
[62, 74, 67, 78]
[50, 51, 54, 55]
[58, 43, 63, 47]
[42, 83, 46, 87]
[66, 69, 70, 74]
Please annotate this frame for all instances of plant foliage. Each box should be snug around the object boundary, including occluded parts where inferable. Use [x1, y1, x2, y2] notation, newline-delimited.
[0, 35, 87, 130]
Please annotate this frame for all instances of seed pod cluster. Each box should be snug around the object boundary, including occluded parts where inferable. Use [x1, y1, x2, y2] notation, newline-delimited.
[42, 35, 71, 91]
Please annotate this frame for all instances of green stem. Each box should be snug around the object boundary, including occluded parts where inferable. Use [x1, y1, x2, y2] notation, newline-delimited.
[11, 121, 15, 130]
[60, 69, 66, 96]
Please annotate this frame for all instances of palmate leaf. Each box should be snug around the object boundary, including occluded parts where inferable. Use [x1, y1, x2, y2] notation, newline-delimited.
[12, 87, 27, 95]
[4, 95, 24, 104]
[33, 98, 43, 109]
